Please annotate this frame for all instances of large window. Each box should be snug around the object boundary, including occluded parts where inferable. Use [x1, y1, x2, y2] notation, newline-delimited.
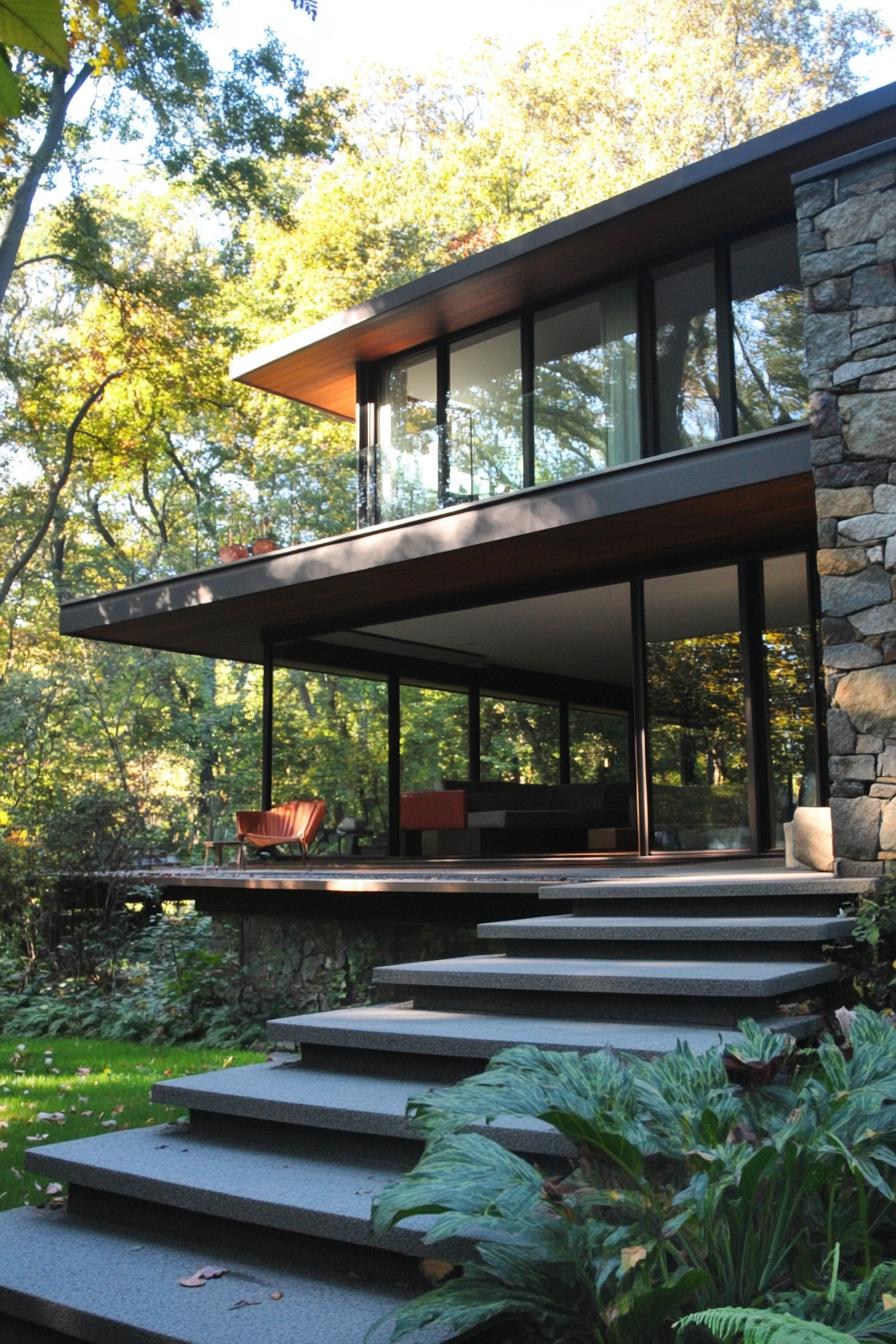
[653, 251, 720, 452]
[377, 350, 439, 521]
[731, 225, 808, 434]
[763, 554, 819, 846]
[400, 685, 469, 791]
[369, 223, 807, 525]
[447, 323, 523, 504]
[480, 695, 560, 784]
[533, 281, 640, 481]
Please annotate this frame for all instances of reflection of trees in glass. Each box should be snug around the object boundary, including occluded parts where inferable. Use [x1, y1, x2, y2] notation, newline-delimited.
[273, 672, 389, 840]
[534, 335, 639, 482]
[765, 624, 817, 840]
[480, 698, 559, 783]
[656, 311, 720, 450]
[569, 708, 630, 782]
[378, 360, 440, 521]
[400, 686, 469, 790]
[734, 289, 808, 433]
[648, 633, 749, 848]
[447, 371, 523, 503]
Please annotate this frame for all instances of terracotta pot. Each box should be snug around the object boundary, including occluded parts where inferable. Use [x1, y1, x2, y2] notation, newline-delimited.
[218, 542, 249, 563]
[251, 537, 278, 555]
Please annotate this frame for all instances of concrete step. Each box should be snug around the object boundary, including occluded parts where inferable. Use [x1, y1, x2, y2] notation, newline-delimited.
[372, 953, 841, 999]
[25, 1122, 469, 1262]
[538, 875, 871, 917]
[0, 1204, 453, 1344]
[269, 1001, 823, 1061]
[152, 1058, 571, 1156]
[477, 913, 856, 957]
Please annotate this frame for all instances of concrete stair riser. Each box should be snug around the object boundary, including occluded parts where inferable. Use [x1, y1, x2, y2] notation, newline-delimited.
[405, 985, 787, 1027]
[477, 915, 857, 943]
[484, 939, 834, 961]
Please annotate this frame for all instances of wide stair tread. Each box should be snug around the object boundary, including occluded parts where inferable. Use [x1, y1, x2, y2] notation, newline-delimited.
[538, 875, 873, 901]
[152, 1059, 568, 1156]
[372, 953, 840, 997]
[269, 1002, 822, 1058]
[0, 1205, 451, 1344]
[25, 1122, 465, 1261]
[478, 914, 857, 941]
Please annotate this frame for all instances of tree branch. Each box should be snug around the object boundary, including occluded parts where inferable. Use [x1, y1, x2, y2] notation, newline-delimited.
[0, 370, 125, 609]
[0, 62, 94, 310]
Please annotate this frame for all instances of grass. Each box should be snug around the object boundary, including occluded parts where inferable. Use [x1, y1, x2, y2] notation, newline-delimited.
[0, 1035, 265, 1213]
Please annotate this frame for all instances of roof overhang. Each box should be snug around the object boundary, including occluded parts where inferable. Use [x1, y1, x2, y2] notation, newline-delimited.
[60, 426, 815, 666]
[230, 82, 896, 418]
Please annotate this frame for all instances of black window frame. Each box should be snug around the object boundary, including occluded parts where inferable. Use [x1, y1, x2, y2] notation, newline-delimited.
[361, 214, 804, 527]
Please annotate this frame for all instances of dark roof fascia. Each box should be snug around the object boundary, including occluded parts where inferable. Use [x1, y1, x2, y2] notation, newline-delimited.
[791, 133, 896, 186]
[59, 423, 810, 653]
[230, 81, 896, 408]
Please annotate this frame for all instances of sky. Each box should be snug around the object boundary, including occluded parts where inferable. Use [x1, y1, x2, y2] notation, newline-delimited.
[207, 0, 896, 90]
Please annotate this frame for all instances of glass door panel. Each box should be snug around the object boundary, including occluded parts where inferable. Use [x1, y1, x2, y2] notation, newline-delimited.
[645, 566, 750, 851]
[763, 554, 819, 847]
[447, 323, 523, 505]
[480, 695, 559, 783]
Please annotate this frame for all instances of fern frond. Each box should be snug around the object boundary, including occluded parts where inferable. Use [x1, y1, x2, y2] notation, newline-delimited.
[677, 1306, 862, 1343]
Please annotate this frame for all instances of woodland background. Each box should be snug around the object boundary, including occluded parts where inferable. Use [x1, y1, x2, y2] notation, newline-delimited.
[0, 0, 893, 867]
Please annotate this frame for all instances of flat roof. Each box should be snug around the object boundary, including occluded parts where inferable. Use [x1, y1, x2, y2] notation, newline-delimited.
[230, 82, 896, 418]
[60, 426, 813, 663]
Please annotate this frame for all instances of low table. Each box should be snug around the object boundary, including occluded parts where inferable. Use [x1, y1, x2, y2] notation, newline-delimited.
[202, 839, 246, 870]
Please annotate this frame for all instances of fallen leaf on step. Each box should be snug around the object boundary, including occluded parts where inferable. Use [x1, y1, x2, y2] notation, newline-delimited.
[270, 1291, 284, 1301]
[420, 1259, 456, 1285]
[229, 1300, 262, 1310]
[195, 1266, 226, 1279]
[178, 1275, 206, 1288]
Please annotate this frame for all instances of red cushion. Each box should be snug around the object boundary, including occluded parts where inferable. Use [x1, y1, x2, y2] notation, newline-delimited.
[400, 790, 467, 830]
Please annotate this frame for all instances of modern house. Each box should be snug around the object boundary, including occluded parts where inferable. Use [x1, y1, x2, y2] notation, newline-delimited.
[58, 80, 896, 874]
[0, 84, 893, 1344]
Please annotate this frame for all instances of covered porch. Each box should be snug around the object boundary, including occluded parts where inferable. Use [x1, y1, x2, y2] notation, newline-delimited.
[62, 422, 824, 865]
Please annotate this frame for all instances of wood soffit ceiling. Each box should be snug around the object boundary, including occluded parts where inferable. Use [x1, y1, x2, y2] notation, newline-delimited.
[229, 85, 896, 419]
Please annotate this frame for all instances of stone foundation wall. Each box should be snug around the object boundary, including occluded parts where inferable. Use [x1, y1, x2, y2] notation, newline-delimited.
[211, 911, 479, 1023]
[795, 138, 896, 876]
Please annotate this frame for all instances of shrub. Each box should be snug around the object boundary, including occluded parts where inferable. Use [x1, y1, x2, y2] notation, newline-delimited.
[370, 1011, 896, 1344]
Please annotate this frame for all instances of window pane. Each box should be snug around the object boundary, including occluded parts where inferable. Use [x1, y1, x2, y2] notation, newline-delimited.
[731, 225, 808, 434]
[400, 685, 469, 792]
[645, 566, 750, 851]
[533, 281, 640, 482]
[569, 707, 630, 783]
[448, 323, 523, 504]
[377, 350, 439, 521]
[763, 554, 818, 847]
[654, 252, 720, 451]
[273, 669, 388, 852]
[480, 695, 559, 783]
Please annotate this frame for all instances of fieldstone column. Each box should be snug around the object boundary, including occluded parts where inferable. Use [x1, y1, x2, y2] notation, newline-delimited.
[795, 137, 896, 877]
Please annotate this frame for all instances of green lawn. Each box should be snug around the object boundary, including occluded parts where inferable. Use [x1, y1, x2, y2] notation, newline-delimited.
[0, 1036, 265, 1213]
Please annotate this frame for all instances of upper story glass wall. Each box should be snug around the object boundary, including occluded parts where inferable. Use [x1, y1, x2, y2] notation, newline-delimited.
[368, 221, 808, 525]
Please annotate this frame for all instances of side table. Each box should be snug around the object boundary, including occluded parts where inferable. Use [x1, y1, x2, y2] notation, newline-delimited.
[202, 839, 247, 870]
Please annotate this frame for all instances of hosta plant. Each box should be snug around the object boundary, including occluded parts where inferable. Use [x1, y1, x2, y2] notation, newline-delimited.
[369, 1009, 896, 1344]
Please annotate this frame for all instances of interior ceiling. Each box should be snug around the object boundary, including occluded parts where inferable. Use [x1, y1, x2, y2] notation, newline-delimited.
[329, 584, 633, 686]
[321, 554, 810, 684]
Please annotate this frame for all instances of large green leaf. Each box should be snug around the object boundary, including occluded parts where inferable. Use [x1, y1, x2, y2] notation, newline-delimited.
[0, 49, 20, 114]
[0, 0, 68, 69]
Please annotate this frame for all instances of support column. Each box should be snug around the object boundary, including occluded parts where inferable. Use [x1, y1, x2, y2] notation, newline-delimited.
[387, 673, 401, 856]
[261, 640, 274, 812]
[794, 138, 896, 876]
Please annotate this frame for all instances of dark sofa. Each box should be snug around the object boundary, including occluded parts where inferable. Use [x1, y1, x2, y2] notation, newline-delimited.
[400, 779, 635, 856]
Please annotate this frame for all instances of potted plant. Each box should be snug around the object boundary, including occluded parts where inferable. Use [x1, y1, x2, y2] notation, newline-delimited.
[250, 515, 279, 556]
[217, 536, 249, 562]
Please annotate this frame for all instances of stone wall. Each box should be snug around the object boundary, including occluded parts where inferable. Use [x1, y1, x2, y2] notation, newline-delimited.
[795, 138, 896, 876]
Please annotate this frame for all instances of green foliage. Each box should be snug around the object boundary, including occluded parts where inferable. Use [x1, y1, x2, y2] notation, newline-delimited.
[839, 879, 896, 1013]
[677, 1307, 870, 1343]
[372, 1013, 896, 1343]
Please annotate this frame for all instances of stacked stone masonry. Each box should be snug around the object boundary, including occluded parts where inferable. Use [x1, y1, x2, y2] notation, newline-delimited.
[796, 139, 896, 876]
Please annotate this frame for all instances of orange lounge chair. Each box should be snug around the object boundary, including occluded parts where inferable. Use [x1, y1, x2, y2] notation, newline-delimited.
[235, 799, 326, 861]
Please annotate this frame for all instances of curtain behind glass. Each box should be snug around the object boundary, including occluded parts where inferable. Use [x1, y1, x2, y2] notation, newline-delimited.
[534, 281, 640, 483]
